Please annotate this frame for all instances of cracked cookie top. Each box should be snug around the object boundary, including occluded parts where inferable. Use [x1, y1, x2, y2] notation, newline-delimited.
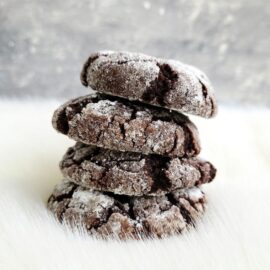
[47, 180, 207, 239]
[52, 94, 201, 158]
[80, 51, 217, 118]
[59, 142, 216, 196]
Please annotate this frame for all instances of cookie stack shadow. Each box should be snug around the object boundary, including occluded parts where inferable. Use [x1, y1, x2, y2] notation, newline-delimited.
[48, 51, 217, 240]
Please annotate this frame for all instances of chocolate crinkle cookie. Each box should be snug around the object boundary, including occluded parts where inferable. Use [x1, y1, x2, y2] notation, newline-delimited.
[47, 180, 207, 239]
[60, 142, 216, 196]
[48, 50, 218, 240]
[80, 51, 217, 118]
[52, 93, 201, 157]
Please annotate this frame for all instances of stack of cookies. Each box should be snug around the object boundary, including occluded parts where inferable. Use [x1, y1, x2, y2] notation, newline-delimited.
[48, 51, 217, 239]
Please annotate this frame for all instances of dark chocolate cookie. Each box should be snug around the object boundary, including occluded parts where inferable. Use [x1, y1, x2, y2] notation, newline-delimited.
[60, 142, 216, 196]
[52, 94, 201, 158]
[80, 51, 217, 118]
[47, 180, 207, 239]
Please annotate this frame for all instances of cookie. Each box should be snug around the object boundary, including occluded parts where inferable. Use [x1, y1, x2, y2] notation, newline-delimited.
[52, 94, 201, 158]
[80, 51, 217, 118]
[47, 180, 207, 239]
[60, 142, 216, 196]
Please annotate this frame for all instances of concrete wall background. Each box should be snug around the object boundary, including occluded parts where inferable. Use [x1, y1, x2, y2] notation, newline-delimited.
[0, 0, 269, 106]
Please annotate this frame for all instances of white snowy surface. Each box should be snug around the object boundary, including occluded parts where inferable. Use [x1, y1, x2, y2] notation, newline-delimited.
[0, 99, 270, 269]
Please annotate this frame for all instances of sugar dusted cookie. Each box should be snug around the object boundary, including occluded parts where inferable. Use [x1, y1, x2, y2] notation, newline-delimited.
[60, 142, 216, 196]
[52, 94, 201, 157]
[47, 180, 207, 239]
[81, 51, 217, 118]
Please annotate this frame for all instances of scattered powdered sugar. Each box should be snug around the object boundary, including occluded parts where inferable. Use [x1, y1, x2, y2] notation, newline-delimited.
[84, 99, 133, 119]
[96, 51, 154, 64]
[135, 110, 152, 119]
[184, 186, 204, 201]
[166, 159, 201, 188]
[84, 99, 118, 115]
[71, 188, 114, 215]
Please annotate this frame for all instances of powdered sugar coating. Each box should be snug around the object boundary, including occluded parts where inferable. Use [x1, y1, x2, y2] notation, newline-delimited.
[47, 180, 207, 239]
[81, 51, 217, 118]
[59, 142, 216, 196]
[52, 94, 201, 157]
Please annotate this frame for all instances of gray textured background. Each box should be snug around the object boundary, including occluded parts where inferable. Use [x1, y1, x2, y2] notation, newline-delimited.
[0, 0, 269, 106]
